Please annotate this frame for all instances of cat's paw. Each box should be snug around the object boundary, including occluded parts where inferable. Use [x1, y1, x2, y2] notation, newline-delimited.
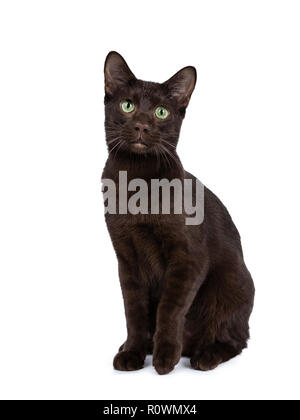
[190, 347, 223, 371]
[152, 341, 181, 375]
[191, 343, 240, 371]
[113, 350, 144, 371]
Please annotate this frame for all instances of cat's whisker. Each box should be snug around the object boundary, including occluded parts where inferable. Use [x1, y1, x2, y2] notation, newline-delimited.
[161, 139, 176, 149]
[113, 139, 124, 159]
[153, 145, 161, 170]
[160, 144, 181, 169]
[161, 143, 177, 159]
[107, 137, 121, 145]
[158, 146, 171, 168]
[109, 139, 122, 153]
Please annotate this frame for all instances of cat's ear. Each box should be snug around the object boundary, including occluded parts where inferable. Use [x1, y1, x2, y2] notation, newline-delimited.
[163, 66, 197, 107]
[104, 51, 136, 95]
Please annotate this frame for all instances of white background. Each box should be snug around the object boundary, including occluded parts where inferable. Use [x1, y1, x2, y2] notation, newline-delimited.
[0, 0, 299, 400]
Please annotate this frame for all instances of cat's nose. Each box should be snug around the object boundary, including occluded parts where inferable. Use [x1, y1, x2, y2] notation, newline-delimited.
[134, 122, 150, 134]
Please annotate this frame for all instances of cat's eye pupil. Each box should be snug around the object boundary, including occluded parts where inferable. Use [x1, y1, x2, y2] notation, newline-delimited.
[121, 100, 135, 113]
[155, 106, 169, 119]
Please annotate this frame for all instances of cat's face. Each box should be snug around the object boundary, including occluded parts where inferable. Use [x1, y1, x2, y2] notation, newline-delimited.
[104, 52, 196, 157]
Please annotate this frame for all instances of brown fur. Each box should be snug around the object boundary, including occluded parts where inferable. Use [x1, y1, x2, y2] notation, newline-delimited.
[102, 52, 255, 374]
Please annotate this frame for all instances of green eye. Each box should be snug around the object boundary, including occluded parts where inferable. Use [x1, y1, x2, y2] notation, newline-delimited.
[155, 106, 169, 119]
[121, 100, 135, 113]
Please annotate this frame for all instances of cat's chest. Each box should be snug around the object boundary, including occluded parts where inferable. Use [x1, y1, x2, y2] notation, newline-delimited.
[106, 215, 174, 282]
[132, 226, 167, 284]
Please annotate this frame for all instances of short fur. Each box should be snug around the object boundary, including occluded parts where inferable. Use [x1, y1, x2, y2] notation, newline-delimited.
[102, 51, 255, 374]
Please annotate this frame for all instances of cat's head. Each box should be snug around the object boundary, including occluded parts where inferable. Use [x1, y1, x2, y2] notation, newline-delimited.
[104, 51, 196, 157]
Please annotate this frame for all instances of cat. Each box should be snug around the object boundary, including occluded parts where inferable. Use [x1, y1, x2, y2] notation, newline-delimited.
[102, 51, 255, 374]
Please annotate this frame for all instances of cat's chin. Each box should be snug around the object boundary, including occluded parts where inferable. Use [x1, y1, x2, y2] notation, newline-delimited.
[130, 143, 149, 154]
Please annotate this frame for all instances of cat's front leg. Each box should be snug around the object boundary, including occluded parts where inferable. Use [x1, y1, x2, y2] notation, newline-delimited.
[153, 244, 207, 375]
[113, 258, 149, 371]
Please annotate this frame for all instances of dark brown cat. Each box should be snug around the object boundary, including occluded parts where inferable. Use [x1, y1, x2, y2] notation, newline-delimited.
[102, 51, 255, 374]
